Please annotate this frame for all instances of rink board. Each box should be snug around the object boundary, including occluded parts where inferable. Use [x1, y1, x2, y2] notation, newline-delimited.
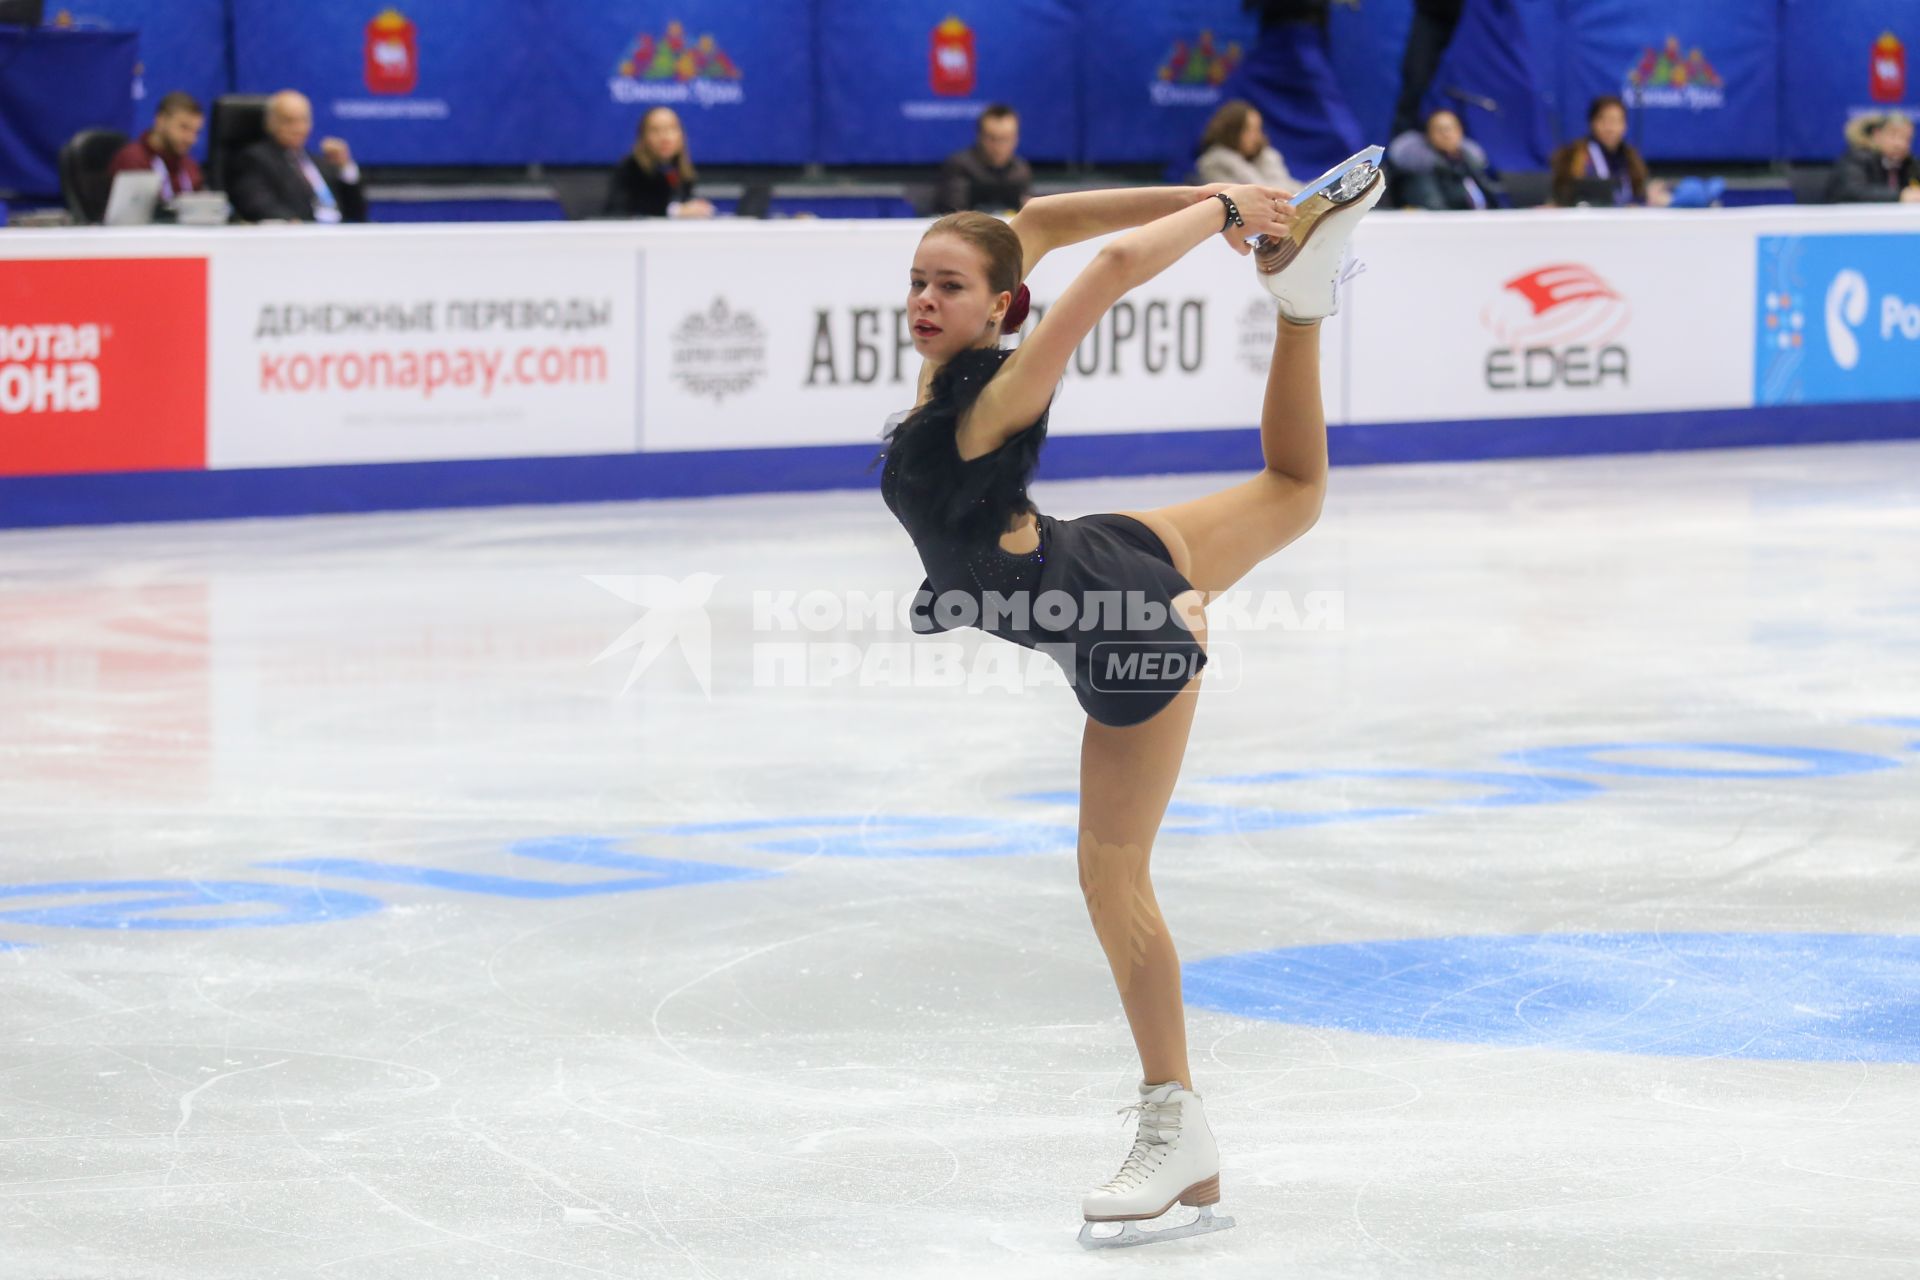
[1, 206, 1917, 527]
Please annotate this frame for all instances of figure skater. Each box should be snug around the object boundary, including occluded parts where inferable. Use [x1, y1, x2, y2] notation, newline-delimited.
[876, 147, 1385, 1247]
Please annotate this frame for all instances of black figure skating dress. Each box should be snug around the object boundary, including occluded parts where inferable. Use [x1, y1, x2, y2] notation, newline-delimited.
[877, 346, 1207, 728]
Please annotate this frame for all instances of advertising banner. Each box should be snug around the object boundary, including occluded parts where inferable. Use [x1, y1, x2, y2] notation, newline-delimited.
[538, 1, 814, 167]
[230, 0, 546, 165]
[1080, 0, 1259, 167]
[0, 258, 207, 478]
[207, 238, 638, 468]
[636, 223, 1347, 453]
[815, 0, 1079, 164]
[1779, 0, 1915, 161]
[1344, 216, 1752, 423]
[1560, 0, 1779, 161]
[1756, 232, 1920, 406]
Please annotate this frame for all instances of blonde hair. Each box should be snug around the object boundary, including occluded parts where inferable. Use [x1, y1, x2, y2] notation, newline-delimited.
[635, 107, 697, 184]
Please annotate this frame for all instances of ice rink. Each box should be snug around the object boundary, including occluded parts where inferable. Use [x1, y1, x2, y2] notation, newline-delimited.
[2, 440, 1917, 1279]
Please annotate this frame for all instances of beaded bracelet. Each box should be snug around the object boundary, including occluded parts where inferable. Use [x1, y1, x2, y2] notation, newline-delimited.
[1214, 192, 1244, 232]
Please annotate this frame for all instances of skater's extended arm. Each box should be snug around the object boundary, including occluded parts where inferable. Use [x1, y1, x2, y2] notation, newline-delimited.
[963, 186, 1292, 453]
[1009, 186, 1234, 278]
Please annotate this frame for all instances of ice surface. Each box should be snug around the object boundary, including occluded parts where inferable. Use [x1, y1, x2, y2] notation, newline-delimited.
[1, 442, 1916, 1279]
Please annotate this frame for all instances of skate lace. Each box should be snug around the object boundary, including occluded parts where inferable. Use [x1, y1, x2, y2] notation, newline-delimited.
[1099, 1098, 1182, 1192]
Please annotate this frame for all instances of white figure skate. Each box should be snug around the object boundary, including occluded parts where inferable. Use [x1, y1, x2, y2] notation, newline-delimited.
[1254, 143, 1385, 323]
[1077, 1080, 1234, 1249]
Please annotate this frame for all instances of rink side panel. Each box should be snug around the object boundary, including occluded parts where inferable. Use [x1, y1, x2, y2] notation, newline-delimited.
[3, 210, 1918, 530]
[2, 402, 1917, 529]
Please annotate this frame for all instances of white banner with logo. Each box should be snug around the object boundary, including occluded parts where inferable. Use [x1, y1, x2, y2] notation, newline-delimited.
[1343, 211, 1755, 423]
[637, 221, 1350, 451]
[207, 236, 640, 469]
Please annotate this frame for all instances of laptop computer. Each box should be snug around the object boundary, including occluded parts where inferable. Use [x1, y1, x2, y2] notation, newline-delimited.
[102, 169, 162, 225]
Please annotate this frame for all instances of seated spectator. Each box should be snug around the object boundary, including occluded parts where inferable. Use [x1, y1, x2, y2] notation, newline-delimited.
[1550, 95, 1670, 208]
[108, 91, 206, 202]
[1388, 109, 1501, 210]
[606, 107, 715, 219]
[1193, 99, 1296, 191]
[226, 90, 366, 224]
[1827, 112, 1920, 204]
[935, 103, 1032, 215]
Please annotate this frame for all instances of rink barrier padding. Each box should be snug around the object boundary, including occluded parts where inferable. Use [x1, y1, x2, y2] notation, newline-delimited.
[2, 401, 1915, 530]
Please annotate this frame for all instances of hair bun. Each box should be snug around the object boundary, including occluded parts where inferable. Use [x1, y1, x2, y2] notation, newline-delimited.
[1001, 282, 1031, 334]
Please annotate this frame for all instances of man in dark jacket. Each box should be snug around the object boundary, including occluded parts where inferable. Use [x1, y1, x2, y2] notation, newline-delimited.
[226, 90, 368, 224]
[933, 104, 1032, 215]
[1391, 109, 1503, 210]
[1828, 113, 1920, 204]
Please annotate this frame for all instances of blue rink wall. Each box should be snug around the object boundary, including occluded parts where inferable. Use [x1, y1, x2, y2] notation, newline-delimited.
[3, 401, 1919, 531]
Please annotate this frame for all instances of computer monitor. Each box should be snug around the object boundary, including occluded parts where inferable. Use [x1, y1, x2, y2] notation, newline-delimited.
[1565, 177, 1621, 208]
[0, 0, 45, 28]
[102, 169, 162, 226]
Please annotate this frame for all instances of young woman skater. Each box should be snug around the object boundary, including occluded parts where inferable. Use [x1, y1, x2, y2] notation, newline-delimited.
[877, 148, 1385, 1247]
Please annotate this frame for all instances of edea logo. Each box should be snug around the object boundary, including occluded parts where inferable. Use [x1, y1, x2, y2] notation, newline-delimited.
[364, 9, 418, 95]
[1480, 265, 1631, 391]
[1871, 31, 1907, 104]
[1626, 35, 1726, 111]
[930, 16, 976, 97]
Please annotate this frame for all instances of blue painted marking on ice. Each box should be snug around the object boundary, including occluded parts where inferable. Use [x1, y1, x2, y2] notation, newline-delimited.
[658, 815, 1075, 858]
[1506, 742, 1900, 779]
[1860, 717, 1920, 749]
[1017, 770, 1599, 836]
[0, 880, 384, 930]
[1017, 785, 1425, 832]
[1184, 932, 1920, 1062]
[258, 836, 772, 898]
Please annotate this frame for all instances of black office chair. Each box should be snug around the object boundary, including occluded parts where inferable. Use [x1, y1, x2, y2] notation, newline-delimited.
[207, 94, 270, 191]
[58, 128, 128, 224]
[1787, 164, 1833, 206]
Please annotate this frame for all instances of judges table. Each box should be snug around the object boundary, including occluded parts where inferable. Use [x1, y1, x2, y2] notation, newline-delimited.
[0, 204, 1916, 528]
[0, 27, 137, 197]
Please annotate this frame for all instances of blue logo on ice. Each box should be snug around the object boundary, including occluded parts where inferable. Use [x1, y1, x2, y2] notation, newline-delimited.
[1756, 234, 1920, 405]
[1185, 932, 1920, 1062]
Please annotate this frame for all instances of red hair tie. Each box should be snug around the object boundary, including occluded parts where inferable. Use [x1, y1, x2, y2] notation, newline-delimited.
[1001, 282, 1031, 334]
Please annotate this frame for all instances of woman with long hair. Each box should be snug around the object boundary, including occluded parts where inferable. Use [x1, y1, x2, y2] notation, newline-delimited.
[1193, 98, 1297, 190]
[1550, 95, 1668, 208]
[606, 106, 715, 219]
[875, 146, 1385, 1247]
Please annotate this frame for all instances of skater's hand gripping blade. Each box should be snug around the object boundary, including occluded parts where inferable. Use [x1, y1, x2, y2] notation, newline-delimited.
[1076, 1205, 1235, 1249]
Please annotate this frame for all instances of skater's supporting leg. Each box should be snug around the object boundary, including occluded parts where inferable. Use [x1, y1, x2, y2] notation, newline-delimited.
[1076, 610, 1206, 1091]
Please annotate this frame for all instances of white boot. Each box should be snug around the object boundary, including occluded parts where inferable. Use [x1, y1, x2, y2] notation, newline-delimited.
[1078, 1080, 1234, 1249]
[1255, 144, 1386, 323]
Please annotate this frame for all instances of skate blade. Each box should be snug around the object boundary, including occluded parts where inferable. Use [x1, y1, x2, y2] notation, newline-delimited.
[1077, 1205, 1235, 1250]
[1252, 145, 1384, 275]
[1286, 144, 1387, 208]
